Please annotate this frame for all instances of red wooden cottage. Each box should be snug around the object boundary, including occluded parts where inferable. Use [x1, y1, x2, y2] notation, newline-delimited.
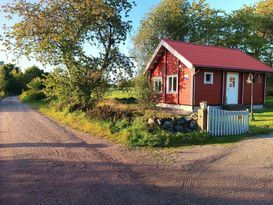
[146, 39, 273, 112]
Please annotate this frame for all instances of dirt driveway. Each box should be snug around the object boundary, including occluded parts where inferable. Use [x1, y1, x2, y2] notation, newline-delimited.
[1, 97, 273, 205]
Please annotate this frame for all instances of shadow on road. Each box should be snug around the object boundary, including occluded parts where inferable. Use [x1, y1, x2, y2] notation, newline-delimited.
[1, 158, 273, 205]
[0, 142, 107, 148]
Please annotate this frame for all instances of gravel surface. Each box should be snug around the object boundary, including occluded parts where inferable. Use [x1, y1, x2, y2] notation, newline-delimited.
[1, 97, 273, 205]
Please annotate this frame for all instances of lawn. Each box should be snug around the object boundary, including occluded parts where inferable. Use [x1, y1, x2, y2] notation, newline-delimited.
[249, 96, 273, 135]
[104, 87, 137, 99]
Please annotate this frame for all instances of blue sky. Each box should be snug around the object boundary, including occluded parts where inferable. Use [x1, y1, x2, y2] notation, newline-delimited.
[0, 0, 259, 71]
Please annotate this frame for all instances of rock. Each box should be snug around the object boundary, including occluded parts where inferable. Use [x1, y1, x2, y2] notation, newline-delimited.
[176, 117, 186, 125]
[161, 118, 172, 125]
[148, 117, 155, 126]
[185, 116, 192, 122]
[189, 120, 198, 130]
[191, 113, 198, 121]
[174, 125, 184, 132]
[163, 121, 174, 132]
[156, 118, 162, 125]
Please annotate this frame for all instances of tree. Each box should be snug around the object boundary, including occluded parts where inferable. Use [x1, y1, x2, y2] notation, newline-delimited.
[23, 66, 45, 86]
[0, 63, 24, 96]
[133, 0, 224, 70]
[3, 0, 134, 108]
[133, 0, 191, 69]
[133, 0, 273, 71]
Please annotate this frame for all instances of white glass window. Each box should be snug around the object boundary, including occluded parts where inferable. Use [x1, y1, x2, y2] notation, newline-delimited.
[167, 75, 178, 93]
[204, 72, 214, 84]
[153, 77, 162, 93]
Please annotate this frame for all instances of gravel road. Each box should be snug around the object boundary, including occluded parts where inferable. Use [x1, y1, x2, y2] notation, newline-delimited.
[1, 97, 273, 205]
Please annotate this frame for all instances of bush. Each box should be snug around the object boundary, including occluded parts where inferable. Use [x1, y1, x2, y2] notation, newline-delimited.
[0, 90, 5, 99]
[20, 90, 46, 102]
[87, 105, 137, 122]
[114, 97, 137, 104]
[110, 119, 131, 133]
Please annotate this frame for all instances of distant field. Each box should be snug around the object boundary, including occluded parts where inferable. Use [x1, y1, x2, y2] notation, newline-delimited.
[104, 87, 137, 99]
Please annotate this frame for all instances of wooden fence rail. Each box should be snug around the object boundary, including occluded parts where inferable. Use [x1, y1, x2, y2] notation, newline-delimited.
[207, 106, 249, 136]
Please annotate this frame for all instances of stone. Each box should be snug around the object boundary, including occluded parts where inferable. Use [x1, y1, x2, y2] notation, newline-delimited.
[176, 117, 186, 125]
[161, 118, 172, 125]
[189, 120, 198, 130]
[185, 116, 192, 122]
[174, 125, 184, 132]
[191, 113, 198, 121]
[148, 117, 155, 126]
[156, 118, 162, 125]
[163, 121, 174, 132]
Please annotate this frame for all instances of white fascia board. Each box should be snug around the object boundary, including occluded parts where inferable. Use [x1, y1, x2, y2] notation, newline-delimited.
[145, 41, 165, 72]
[145, 40, 194, 72]
[161, 41, 193, 69]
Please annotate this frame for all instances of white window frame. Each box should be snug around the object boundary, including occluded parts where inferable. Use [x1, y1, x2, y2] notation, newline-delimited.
[153, 77, 163, 93]
[204, 72, 214, 84]
[167, 75, 178, 94]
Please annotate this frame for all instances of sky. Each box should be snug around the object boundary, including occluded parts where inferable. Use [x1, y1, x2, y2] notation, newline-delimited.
[0, 0, 259, 71]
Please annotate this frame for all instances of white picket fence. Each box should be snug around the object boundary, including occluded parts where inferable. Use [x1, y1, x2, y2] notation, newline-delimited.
[207, 106, 249, 136]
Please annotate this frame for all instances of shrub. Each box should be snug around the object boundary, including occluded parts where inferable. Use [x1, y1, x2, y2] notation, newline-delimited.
[0, 90, 5, 99]
[20, 90, 46, 102]
[110, 119, 131, 133]
[114, 97, 137, 104]
[87, 105, 136, 122]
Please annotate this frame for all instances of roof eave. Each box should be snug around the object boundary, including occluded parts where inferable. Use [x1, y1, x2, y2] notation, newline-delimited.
[145, 40, 194, 73]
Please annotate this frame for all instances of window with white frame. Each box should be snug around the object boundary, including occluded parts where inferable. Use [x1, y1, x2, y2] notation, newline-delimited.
[204, 72, 214, 84]
[167, 75, 178, 93]
[153, 77, 162, 93]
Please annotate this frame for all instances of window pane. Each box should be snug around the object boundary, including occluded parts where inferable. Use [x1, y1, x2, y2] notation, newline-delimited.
[173, 77, 177, 91]
[158, 80, 162, 92]
[168, 77, 172, 92]
[206, 74, 211, 82]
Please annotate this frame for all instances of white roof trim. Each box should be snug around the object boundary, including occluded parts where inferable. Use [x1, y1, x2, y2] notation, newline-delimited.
[145, 40, 194, 72]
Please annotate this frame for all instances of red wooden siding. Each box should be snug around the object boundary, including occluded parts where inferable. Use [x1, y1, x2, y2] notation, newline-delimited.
[165, 51, 179, 104]
[194, 69, 223, 106]
[150, 49, 192, 105]
[243, 73, 265, 105]
[150, 52, 165, 103]
[179, 64, 192, 105]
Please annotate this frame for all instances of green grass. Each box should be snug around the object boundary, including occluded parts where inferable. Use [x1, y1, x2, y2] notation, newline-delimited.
[248, 96, 273, 135]
[104, 87, 136, 99]
[23, 92, 273, 147]
[28, 100, 130, 145]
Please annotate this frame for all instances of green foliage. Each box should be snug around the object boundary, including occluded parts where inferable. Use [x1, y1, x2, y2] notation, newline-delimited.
[20, 76, 46, 103]
[20, 90, 46, 103]
[22, 66, 45, 86]
[133, 0, 225, 68]
[104, 87, 136, 99]
[110, 119, 131, 134]
[0, 63, 45, 97]
[0, 90, 5, 99]
[3, 0, 135, 108]
[87, 105, 136, 122]
[0, 63, 24, 96]
[134, 73, 159, 108]
[133, 0, 273, 70]
[126, 118, 210, 147]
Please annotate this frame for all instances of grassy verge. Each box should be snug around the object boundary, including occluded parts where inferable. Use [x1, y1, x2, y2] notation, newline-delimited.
[23, 93, 273, 147]
[28, 100, 130, 145]
[25, 100, 211, 147]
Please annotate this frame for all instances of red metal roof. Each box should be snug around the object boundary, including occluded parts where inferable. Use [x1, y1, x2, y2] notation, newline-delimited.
[163, 39, 273, 72]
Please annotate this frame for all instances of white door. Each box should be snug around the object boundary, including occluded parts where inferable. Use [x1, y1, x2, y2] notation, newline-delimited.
[226, 72, 239, 104]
